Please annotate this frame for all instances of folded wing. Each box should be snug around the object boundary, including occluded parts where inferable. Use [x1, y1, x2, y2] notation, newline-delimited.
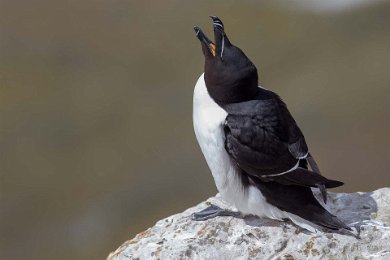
[223, 97, 343, 193]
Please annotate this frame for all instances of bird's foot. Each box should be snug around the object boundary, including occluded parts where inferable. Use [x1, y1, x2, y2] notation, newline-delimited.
[191, 204, 241, 221]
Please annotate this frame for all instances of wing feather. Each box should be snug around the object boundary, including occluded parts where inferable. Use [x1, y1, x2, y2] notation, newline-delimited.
[223, 98, 306, 176]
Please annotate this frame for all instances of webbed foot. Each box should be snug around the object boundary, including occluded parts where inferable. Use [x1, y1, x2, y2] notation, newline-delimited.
[191, 204, 241, 221]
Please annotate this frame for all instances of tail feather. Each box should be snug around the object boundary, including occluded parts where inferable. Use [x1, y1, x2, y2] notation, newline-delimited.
[270, 167, 344, 203]
[251, 178, 350, 231]
[316, 184, 327, 204]
[278, 167, 344, 189]
[308, 205, 352, 231]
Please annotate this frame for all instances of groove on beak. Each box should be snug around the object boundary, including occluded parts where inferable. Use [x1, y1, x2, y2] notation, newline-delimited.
[209, 16, 225, 60]
[210, 16, 224, 31]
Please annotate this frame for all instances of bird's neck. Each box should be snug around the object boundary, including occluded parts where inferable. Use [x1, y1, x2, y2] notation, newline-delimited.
[206, 82, 259, 107]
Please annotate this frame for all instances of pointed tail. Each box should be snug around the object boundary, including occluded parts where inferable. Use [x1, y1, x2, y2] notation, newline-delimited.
[252, 179, 351, 231]
[271, 167, 343, 203]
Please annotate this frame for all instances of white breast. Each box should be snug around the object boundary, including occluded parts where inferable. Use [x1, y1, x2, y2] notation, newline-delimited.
[192, 74, 317, 232]
[192, 74, 245, 206]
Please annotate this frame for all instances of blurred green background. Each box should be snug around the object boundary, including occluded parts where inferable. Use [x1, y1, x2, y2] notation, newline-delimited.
[1, 0, 389, 259]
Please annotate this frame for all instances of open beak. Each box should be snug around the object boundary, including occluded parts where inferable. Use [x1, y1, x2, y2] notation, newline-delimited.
[194, 26, 216, 57]
[194, 16, 227, 60]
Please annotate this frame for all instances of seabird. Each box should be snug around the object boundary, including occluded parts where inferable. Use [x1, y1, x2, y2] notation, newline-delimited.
[192, 16, 351, 232]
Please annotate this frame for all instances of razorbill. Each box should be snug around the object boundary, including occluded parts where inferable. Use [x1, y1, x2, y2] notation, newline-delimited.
[192, 16, 351, 232]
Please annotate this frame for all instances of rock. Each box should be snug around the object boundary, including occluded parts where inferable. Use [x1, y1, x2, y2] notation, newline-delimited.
[108, 188, 390, 260]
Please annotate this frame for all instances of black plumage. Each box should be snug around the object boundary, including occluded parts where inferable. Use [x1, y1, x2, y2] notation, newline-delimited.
[194, 16, 349, 231]
[223, 95, 343, 187]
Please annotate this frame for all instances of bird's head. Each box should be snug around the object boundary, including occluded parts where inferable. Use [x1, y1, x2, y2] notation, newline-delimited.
[194, 16, 259, 106]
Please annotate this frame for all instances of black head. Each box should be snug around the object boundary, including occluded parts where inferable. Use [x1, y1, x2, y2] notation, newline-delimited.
[194, 16, 259, 106]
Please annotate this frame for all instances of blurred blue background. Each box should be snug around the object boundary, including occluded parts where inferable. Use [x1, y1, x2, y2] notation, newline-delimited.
[1, 0, 389, 259]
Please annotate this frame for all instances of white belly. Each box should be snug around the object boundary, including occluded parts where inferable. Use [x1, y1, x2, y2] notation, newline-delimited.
[192, 74, 318, 232]
[192, 74, 279, 216]
[192, 74, 241, 204]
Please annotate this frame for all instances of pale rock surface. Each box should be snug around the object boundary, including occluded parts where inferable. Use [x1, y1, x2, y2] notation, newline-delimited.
[108, 188, 390, 260]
